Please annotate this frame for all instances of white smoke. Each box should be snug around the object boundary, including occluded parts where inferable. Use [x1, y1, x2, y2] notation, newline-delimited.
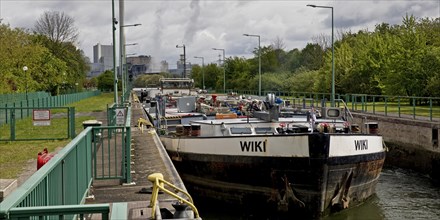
[183, 0, 201, 44]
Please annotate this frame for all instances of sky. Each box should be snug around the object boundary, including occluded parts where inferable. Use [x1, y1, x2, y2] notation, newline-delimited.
[1, 0, 439, 70]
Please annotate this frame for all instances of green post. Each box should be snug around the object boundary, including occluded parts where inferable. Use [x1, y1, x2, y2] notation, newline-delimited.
[429, 98, 433, 121]
[373, 96, 375, 114]
[412, 97, 416, 119]
[125, 126, 131, 183]
[385, 97, 388, 116]
[10, 108, 15, 141]
[398, 97, 401, 117]
[69, 107, 76, 138]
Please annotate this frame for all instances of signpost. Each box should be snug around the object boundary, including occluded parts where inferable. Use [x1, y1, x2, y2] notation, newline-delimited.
[116, 108, 126, 125]
[33, 109, 51, 126]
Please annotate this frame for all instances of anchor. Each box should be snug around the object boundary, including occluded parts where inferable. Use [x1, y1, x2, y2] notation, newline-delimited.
[268, 174, 305, 212]
[331, 170, 353, 210]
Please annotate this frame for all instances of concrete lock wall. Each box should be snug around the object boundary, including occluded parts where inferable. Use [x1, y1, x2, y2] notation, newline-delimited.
[351, 113, 440, 181]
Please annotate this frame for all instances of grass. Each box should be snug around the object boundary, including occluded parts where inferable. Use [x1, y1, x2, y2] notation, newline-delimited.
[288, 97, 440, 119]
[66, 92, 115, 113]
[0, 92, 115, 179]
[351, 102, 440, 118]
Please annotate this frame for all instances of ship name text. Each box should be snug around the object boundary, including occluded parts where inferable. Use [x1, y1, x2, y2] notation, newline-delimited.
[354, 139, 368, 150]
[240, 141, 266, 152]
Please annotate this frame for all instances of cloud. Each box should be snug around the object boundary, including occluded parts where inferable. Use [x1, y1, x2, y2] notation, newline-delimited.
[1, 0, 439, 66]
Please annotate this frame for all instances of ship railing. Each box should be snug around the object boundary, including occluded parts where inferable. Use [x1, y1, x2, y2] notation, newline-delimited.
[147, 173, 201, 219]
[335, 98, 354, 123]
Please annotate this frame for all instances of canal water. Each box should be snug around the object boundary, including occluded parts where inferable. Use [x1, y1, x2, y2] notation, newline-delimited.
[196, 167, 440, 219]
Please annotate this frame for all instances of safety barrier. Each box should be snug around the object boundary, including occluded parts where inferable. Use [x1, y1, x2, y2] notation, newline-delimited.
[229, 90, 440, 122]
[0, 90, 101, 126]
[6, 204, 110, 220]
[0, 91, 50, 104]
[0, 109, 133, 219]
[90, 104, 132, 183]
[0, 106, 76, 141]
[0, 128, 94, 219]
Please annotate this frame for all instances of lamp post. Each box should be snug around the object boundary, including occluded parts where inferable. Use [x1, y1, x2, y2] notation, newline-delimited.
[120, 23, 141, 103]
[112, 0, 118, 104]
[243, 34, 261, 97]
[176, 45, 186, 78]
[307, 4, 335, 107]
[212, 48, 225, 93]
[194, 56, 205, 90]
[124, 43, 138, 98]
[23, 66, 28, 100]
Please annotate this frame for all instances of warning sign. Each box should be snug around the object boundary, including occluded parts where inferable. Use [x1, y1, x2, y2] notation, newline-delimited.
[116, 108, 126, 125]
[33, 109, 51, 126]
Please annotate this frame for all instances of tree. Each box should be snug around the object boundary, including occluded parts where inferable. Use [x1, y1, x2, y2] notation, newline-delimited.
[203, 63, 222, 91]
[97, 70, 115, 91]
[300, 43, 324, 71]
[33, 13, 89, 94]
[190, 65, 203, 89]
[382, 15, 429, 97]
[283, 48, 302, 72]
[224, 56, 252, 90]
[34, 11, 78, 44]
[0, 24, 67, 94]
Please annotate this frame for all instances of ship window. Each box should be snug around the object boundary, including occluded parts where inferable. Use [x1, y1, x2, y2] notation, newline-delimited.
[230, 127, 252, 134]
[326, 108, 340, 118]
[255, 127, 273, 134]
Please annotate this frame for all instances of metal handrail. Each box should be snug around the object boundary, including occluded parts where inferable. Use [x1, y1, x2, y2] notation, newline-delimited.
[7, 204, 110, 220]
[147, 173, 200, 219]
[335, 98, 354, 123]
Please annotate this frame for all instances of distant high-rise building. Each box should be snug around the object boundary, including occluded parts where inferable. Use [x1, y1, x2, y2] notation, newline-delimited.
[88, 43, 114, 78]
[93, 43, 113, 71]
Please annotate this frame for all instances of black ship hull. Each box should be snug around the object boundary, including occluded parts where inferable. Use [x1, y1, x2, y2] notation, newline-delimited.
[165, 133, 386, 218]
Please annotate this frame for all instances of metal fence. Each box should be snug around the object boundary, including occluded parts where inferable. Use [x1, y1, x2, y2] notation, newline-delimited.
[0, 107, 75, 141]
[0, 91, 101, 126]
[0, 91, 50, 104]
[92, 125, 132, 183]
[0, 128, 95, 219]
[229, 90, 440, 122]
[0, 106, 132, 219]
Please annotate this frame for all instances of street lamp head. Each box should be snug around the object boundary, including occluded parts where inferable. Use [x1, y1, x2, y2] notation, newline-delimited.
[122, 23, 141, 27]
[306, 4, 317, 8]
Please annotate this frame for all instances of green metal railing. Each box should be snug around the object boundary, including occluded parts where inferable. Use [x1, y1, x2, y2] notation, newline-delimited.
[0, 105, 132, 219]
[0, 91, 101, 126]
[92, 125, 132, 183]
[230, 90, 440, 122]
[7, 204, 110, 220]
[0, 128, 94, 219]
[0, 107, 75, 141]
[0, 91, 50, 104]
